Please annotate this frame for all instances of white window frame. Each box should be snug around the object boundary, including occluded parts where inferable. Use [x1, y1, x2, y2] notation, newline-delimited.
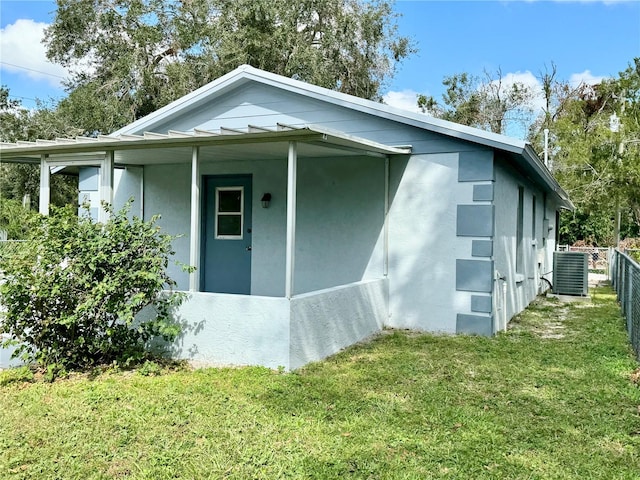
[214, 186, 244, 240]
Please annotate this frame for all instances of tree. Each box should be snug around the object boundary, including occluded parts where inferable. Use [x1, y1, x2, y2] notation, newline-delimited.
[0, 202, 186, 372]
[0, 197, 37, 240]
[45, 0, 415, 134]
[418, 69, 535, 136]
[0, 87, 79, 209]
[534, 59, 640, 245]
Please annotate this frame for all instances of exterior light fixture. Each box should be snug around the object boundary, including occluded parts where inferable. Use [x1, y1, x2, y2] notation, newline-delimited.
[261, 193, 272, 208]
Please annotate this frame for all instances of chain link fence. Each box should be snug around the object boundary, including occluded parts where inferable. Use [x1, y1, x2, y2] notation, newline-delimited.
[610, 249, 640, 361]
[558, 245, 610, 272]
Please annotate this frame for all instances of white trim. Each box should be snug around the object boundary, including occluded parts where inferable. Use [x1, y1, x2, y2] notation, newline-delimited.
[285, 141, 297, 299]
[138, 166, 144, 218]
[189, 147, 201, 292]
[98, 151, 114, 223]
[38, 155, 49, 215]
[0, 126, 410, 158]
[40, 156, 106, 167]
[214, 186, 244, 240]
[383, 156, 389, 277]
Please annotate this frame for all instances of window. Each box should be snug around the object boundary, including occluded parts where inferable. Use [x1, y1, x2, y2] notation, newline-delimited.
[542, 193, 547, 247]
[516, 186, 524, 273]
[215, 186, 244, 239]
[532, 195, 537, 242]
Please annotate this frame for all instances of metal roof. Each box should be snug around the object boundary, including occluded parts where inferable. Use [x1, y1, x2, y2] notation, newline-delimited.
[0, 123, 412, 164]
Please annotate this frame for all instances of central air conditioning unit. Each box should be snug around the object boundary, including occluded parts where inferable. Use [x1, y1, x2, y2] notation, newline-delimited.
[552, 251, 588, 296]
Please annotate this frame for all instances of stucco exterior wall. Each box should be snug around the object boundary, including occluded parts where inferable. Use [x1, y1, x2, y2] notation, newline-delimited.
[126, 81, 563, 338]
[78, 166, 143, 220]
[137, 82, 501, 333]
[154, 292, 291, 369]
[143, 159, 288, 294]
[493, 157, 558, 324]
[113, 166, 144, 217]
[142, 153, 385, 296]
[386, 152, 483, 333]
[290, 279, 387, 370]
[143, 162, 192, 289]
[294, 156, 385, 294]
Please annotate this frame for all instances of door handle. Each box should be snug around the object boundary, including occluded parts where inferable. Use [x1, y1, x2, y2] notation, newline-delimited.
[246, 246, 252, 251]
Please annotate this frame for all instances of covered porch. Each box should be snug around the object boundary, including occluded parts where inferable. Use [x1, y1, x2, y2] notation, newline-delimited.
[0, 125, 410, 369]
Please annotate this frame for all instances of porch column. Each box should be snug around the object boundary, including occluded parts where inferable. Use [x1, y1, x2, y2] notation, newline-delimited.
[383, 156, 390, 277]
[38, 154, 50, 215]
[98, 150, 114, 223]
[189, 146, 201, 291]
[285, 141, 298, 298]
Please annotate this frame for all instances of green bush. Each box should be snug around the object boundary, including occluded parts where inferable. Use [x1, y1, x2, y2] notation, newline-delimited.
[0, 196, 37, 240]
[0, 202, 188, 371]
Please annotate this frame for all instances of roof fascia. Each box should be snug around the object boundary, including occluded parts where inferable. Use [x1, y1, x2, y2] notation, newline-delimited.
[521, 144, 574, 210]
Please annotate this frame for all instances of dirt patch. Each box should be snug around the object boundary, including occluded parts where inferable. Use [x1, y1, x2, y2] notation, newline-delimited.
[509, 297, 572, 340]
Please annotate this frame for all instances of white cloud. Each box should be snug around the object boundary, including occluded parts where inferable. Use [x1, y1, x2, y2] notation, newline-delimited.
[0, 19, 69, 87]
[492, 70, 546, 113]
[382, 89, 423, 113]
[568, 70, 608, 87]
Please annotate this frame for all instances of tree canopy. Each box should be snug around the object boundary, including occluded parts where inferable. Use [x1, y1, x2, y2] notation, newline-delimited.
[45, 0, 415, 134]
[418, 69, 536, 136]
[0, 87, 79, 212]
[417, 59, 640, 245]
[537, 59, 640, 244]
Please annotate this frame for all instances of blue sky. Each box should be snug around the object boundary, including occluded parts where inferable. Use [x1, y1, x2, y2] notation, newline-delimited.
[1, 0, 639, 122]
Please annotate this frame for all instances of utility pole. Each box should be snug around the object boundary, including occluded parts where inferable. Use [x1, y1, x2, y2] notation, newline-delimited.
[610, 93, 625, 249]
[544, 128, 549, 168]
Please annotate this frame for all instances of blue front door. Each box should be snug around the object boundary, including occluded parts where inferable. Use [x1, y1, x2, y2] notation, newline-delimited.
[202, 175, 252, 294]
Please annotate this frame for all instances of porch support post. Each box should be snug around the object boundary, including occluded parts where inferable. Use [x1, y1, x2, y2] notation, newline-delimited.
[98, 150, 114, 223]
[383, 156, 390, 277]
[39, 154, 50, 215]
[285, 141, 298, 298]
[189, 146, 201, 292]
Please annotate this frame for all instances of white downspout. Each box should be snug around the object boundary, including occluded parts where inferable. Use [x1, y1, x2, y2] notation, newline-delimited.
[543, 128, 549, 168]
[494, 270, 508, 333]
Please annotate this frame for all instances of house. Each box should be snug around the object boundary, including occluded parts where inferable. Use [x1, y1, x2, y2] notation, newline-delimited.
[0, 65, 572, 370]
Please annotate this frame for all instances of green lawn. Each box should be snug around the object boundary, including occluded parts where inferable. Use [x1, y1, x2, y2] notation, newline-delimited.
[1, 287, 639, 479]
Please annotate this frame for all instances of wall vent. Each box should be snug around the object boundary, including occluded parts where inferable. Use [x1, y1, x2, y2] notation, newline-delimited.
[552, 251, 588, 296]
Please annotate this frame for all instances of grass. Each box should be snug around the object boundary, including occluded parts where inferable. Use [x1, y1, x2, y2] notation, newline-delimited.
[1, 287, 639, 479]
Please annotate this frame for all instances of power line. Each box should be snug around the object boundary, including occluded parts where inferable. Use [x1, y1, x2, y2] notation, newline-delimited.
[9, 95, 39, 103]
[0, 61, 67, 80]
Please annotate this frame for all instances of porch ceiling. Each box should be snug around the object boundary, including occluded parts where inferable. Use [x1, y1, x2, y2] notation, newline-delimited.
[0, 124, 412, 165]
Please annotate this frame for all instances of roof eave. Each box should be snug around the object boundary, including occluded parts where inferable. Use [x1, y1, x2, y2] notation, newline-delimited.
[0, 125, 411, 160]
[520, 143, 574, 210]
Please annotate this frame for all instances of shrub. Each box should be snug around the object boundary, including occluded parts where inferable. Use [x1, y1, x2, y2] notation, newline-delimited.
[0, 196, 37, 240]
[0, 202, 188, 371]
